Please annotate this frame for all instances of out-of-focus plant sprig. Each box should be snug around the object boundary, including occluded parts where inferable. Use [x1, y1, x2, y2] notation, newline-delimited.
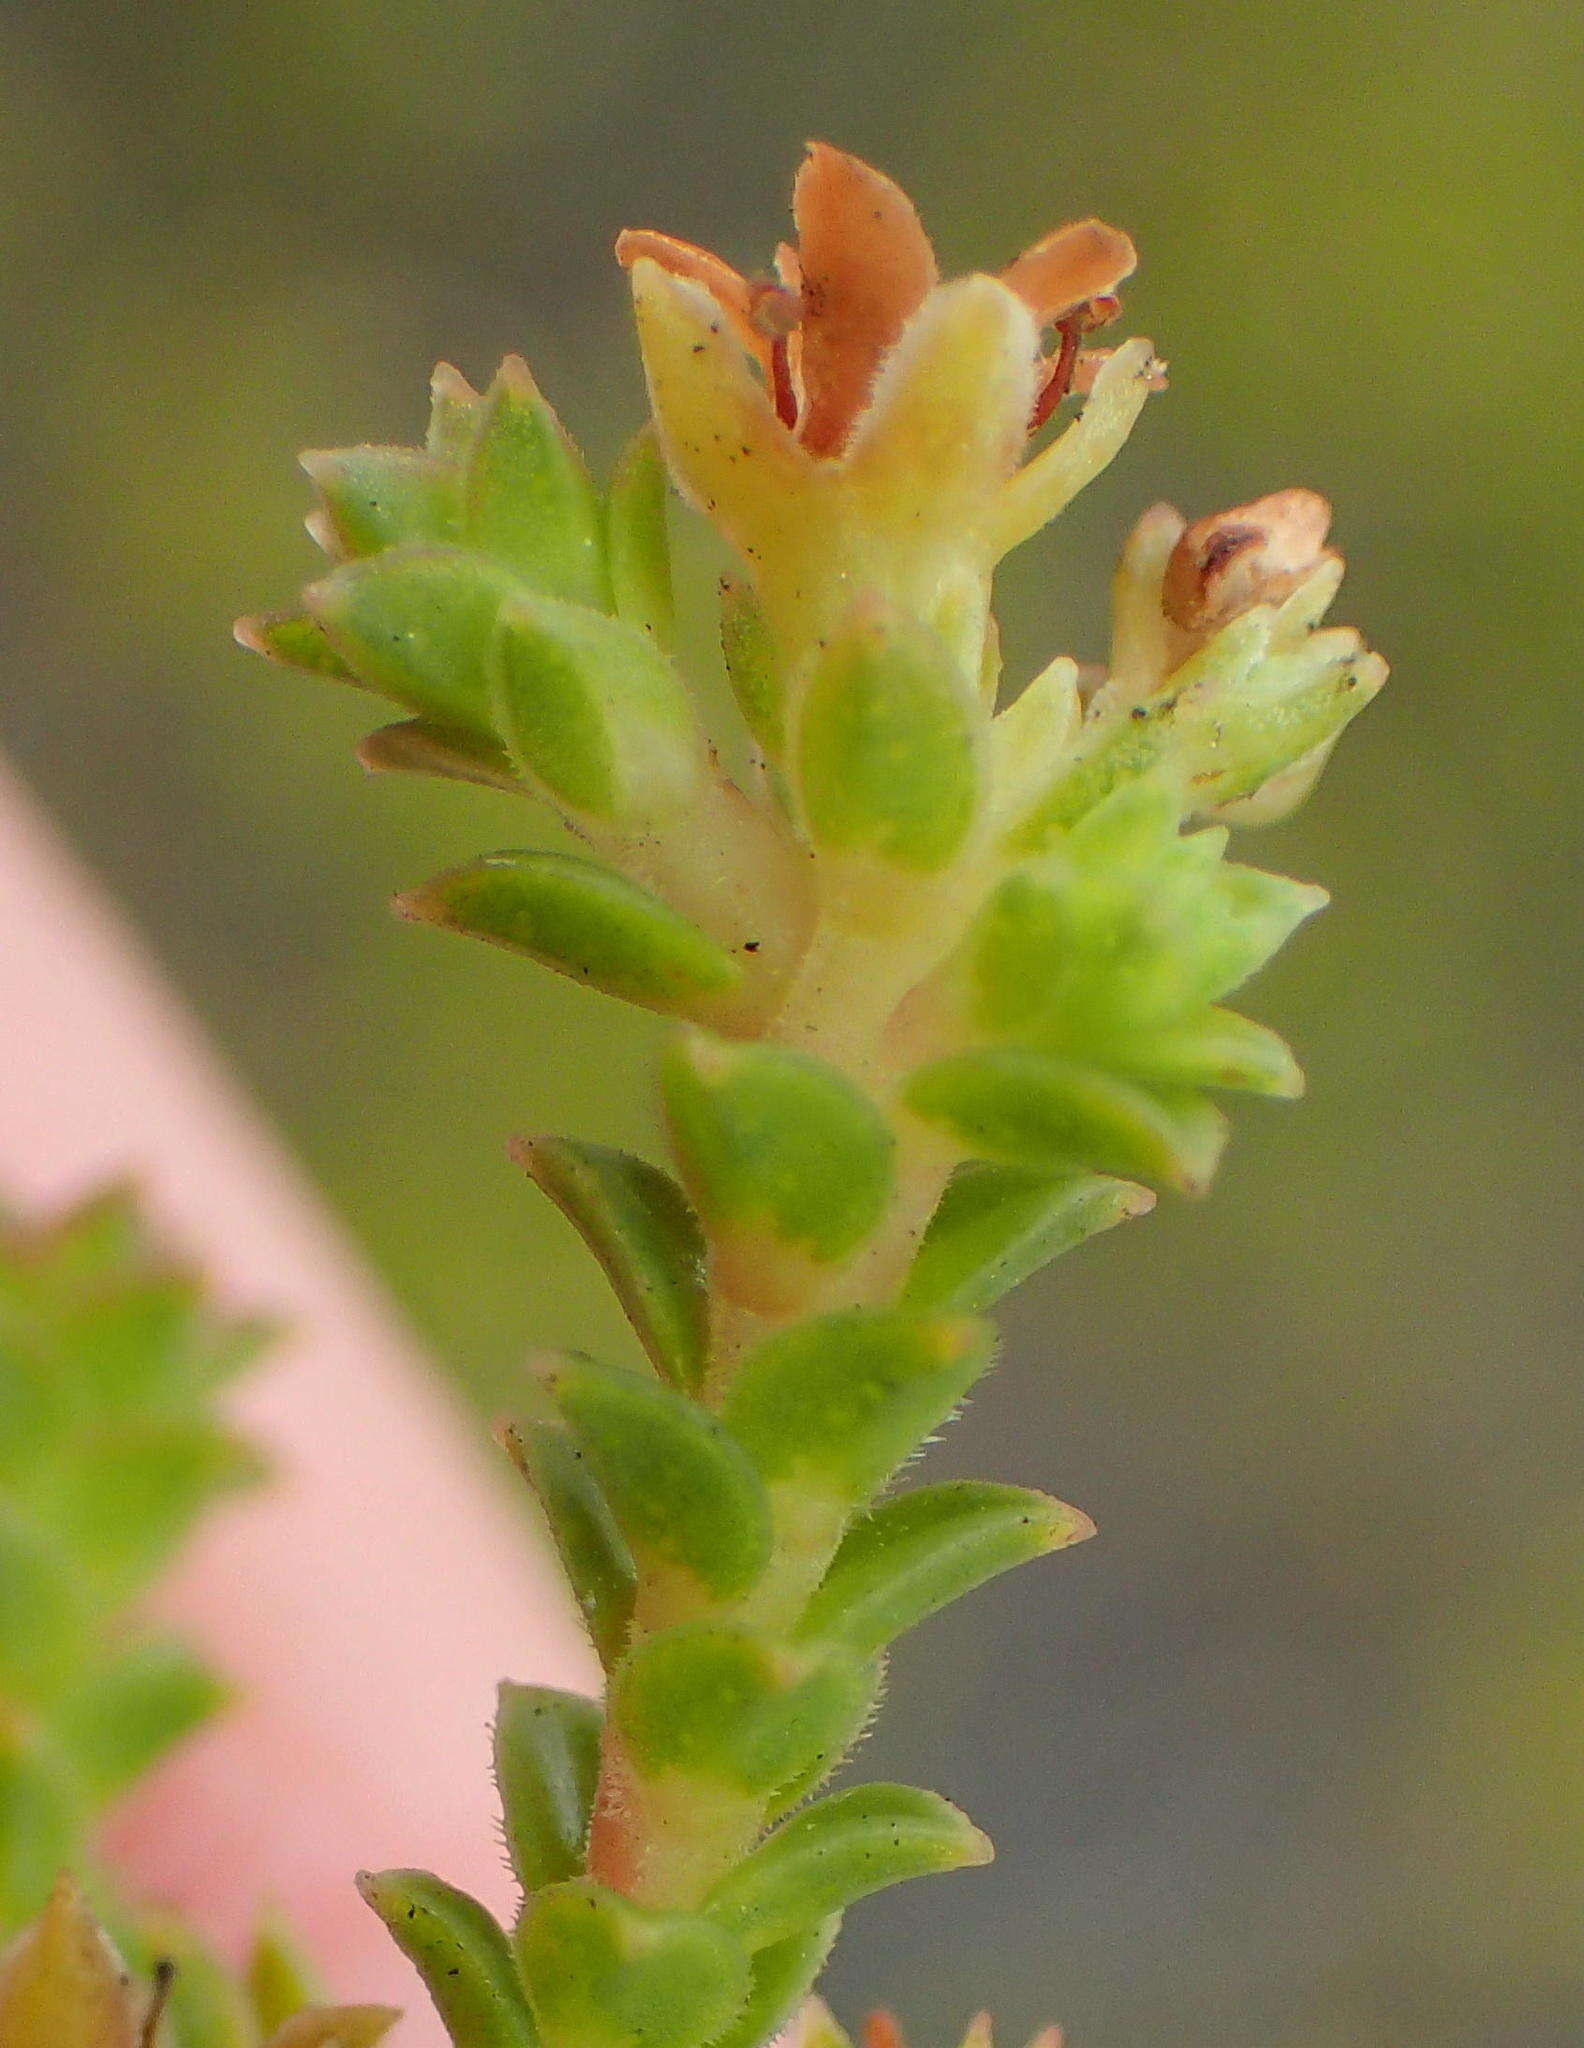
[0, 1188, 262, 1936]
[0, 1192, 398, 2046]
[235, 144, 1384, 2048]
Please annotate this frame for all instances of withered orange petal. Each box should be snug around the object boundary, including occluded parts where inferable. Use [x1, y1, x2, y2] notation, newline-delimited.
[773, 239, 803, 291]
[863, 2013, 908, 2048]
[1000, 218, 1137, 326]
[791, 141, 940, 456]
[614, 229, 767, 364]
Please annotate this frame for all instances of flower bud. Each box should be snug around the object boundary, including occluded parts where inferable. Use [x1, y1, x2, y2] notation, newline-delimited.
[1161, 488, 1337, 639]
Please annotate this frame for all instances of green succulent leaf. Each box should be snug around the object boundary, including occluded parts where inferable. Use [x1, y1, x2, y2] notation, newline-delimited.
[722, 1309, 993, 1517]
[906, 1049, 1229, 1194]
[1111, 1007, 1305, 1097]
[488, 591, 703, 826]
[703, 1784, 991, 1951]
[662, 1036, 895, 1290]
[515, 1881, 749, 2048]
[798, 1481, 1093, 1658]
[611, 1622, 878, 1799]
[719, 578, 786, 762]
[513, 1138, 709, 1393]
[426, 361, 484, 463]
[796, 607, 979, 872]
[904, 1163, 1152, 1316]
[493, 1683, 603, 1896]
[357, 718, 521, 792]
[301, 446, 461, 558]
[234, 611, 357, 679]
[357, 1870, 538, 2048]
[988, 656, 1080, 823]
[971, 785, 1326, 1059]
[1014, 616, 1382, 842]
[497, 1417, 637, 1668]
[607, 426, 675, 647]
[702, 1919, 841, 2048]
[463, 356, 609, 610]
[306, 543, 523, 740]
[399, 852, 743, 1022]
[537, 1353, 771, 1604]
[1175, 636, 1384, 816]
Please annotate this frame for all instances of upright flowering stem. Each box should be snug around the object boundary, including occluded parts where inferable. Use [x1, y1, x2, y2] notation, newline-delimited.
[236, 143, 1385, 2048]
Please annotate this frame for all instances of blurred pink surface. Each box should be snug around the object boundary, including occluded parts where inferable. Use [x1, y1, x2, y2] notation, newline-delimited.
[0, 759, 600, 2041]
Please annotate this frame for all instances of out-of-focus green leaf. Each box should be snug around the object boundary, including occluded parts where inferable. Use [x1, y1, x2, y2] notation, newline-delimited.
[719, 579, 785, 761]
[0, 1877, 139, 2048]
[53, 1638, 226, 1803]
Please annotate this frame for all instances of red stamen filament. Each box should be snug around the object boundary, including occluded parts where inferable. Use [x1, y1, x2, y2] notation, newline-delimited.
[769, 331, 798, 429]
[1029, 312, 1086, 434]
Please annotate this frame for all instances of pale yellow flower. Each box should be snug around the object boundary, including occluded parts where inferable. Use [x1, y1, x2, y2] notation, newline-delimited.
[617, 145, 1163, 675]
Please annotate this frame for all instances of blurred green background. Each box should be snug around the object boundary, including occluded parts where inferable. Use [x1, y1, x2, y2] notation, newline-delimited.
[2, 1, 1580, 2042]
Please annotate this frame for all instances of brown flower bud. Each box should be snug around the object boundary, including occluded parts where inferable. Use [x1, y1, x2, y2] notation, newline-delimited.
[1161, 488, 1335, 634]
